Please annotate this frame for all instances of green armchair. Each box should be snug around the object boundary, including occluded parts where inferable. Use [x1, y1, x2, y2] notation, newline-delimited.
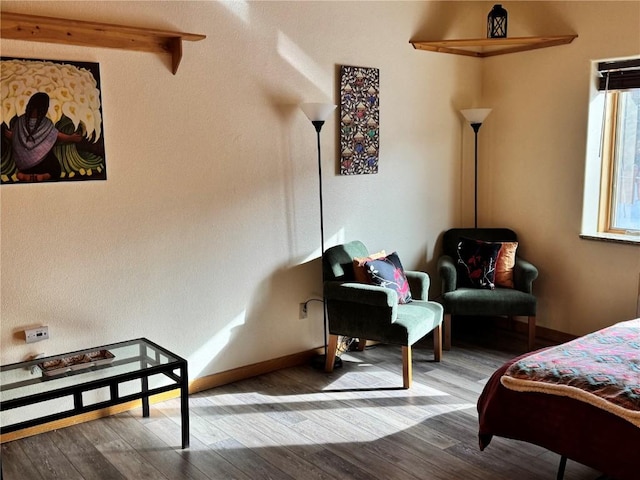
[438, 228, 538, 351]
[323, 241, 444, 388]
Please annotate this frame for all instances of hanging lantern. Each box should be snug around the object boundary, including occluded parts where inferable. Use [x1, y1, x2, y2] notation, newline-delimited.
[487, 4, 508, 38]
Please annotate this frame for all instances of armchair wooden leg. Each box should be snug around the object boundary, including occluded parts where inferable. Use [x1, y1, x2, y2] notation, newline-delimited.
[444, 314, 452, 350]
[357, 338, 367, 351]
[528, 316, 536, 351]
[325, 334, 339, 372]
[402, 346, 412, 389]
[433, 324, 442, 362]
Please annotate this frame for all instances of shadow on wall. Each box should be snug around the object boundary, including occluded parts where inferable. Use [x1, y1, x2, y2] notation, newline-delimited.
[410, 1, 483, 41]
[189, 256, 323, 380]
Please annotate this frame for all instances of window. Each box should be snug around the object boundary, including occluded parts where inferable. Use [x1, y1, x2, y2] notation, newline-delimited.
[582, 58, 640, 243]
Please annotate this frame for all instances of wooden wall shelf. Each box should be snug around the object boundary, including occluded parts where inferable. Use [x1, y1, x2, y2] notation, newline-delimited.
[410, 35, 577, 58]
[0, 12, 206, 74]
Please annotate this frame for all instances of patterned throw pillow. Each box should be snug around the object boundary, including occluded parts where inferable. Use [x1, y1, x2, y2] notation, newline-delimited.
[352, 250, 386, 284]
[456, 238, 502, 289]
[363, 252, 412, 304]
[495, 241, 518, 288]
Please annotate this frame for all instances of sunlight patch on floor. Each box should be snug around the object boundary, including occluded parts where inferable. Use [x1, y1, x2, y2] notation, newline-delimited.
[186, 379, 473, 448]
[190, 391, 475, 447]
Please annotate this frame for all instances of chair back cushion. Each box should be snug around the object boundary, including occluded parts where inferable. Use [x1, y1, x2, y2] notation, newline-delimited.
[323, 241, 369, 281]
[442, 228, 518, 258]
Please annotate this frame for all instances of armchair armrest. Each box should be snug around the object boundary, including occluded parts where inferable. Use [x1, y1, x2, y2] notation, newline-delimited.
[405, 270, 430, 301]
[437, 255, 457, 294]
[513, 257, 538, 293]
[324, 281, 398, 308]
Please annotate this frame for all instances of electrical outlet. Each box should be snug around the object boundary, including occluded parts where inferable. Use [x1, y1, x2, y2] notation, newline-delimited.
[25, 326, 49, 343]
[299, 302, 308, 319]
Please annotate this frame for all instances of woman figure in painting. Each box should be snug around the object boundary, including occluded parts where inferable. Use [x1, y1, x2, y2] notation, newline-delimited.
[4, 92, 82, 182]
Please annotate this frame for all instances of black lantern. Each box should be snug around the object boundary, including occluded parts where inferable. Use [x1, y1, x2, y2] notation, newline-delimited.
[487, 4, 508, 38]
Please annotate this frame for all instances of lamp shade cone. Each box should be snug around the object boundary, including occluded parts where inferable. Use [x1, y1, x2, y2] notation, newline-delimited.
[300, 103, 336, 122]
[460, 108, 492, 124]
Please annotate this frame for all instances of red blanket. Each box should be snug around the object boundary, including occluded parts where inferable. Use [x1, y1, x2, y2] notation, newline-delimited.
[501, 319, 640, 427]
[478, 349, 640, 479]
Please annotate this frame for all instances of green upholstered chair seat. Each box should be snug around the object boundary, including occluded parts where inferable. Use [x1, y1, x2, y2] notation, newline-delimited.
[325, 294, 443, 345]
[441, 288, 536, 316]
[392, 301, 443, 344]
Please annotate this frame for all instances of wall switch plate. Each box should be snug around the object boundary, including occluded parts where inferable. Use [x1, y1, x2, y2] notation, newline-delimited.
[25, 326, 49, 343]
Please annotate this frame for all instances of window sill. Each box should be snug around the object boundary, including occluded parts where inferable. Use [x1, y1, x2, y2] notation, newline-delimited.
[580, 232, 640, 245]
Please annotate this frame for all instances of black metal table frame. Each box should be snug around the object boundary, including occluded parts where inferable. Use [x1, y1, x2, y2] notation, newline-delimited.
[0, 337, 189, 449]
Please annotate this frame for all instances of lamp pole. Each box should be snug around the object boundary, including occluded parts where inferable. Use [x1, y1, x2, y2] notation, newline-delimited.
[460, 108, 492, 229]
[300, 103, 336, 369]
[312, 120, 327, 361]
[471, 122, 481, 229]
[311, 120, 326, 277]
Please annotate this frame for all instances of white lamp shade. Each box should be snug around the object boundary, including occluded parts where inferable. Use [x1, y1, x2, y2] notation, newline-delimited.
[460, 108, 492, 124]
[300, 103, 336, 122]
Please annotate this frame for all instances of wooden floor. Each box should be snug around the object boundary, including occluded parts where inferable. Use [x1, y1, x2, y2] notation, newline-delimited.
[2, 321, 604, 480]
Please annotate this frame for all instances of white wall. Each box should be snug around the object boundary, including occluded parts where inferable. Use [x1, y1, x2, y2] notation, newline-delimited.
[481, 1, 640, 335]
[2, 1, 638, 381]
[0, 1, 476, 376]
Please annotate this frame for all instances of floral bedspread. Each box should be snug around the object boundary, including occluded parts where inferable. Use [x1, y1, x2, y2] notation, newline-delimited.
[501, 318, 640, 428]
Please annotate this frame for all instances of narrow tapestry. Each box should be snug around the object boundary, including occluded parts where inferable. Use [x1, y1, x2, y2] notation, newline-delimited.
[340, 65, 379, 175]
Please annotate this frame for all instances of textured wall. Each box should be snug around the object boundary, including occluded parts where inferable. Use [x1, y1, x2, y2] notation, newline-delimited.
[0, 1, 475, 375]
[2, 1, 636, 380]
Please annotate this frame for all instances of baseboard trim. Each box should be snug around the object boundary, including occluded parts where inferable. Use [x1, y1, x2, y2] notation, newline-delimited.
[188, 348, 321, 393]
[495, 316, 577, 344]
[1, 347, 321, 444]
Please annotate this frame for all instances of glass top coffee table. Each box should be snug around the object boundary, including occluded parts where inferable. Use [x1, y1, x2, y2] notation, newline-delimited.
[0, 338, 189, 449]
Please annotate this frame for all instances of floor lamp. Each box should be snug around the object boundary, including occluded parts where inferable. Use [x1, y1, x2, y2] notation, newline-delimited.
[460, 108, 492, 228]
[300, 102, 337, 370]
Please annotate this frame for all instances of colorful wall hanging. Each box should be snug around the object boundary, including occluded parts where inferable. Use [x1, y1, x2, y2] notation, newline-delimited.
[339, 65, 379, 175]
[1, 57, 106, 184]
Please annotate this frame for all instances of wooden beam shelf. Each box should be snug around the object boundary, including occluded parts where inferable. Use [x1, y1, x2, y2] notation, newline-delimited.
[410, 35, 577, 58]
[0, 12, 206, 74]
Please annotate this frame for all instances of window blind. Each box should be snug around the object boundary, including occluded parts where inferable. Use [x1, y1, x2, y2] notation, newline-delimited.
[598, 58, 640, 90]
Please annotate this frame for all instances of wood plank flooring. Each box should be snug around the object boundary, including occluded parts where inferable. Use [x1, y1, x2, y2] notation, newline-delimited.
[1, 321, 604, 480]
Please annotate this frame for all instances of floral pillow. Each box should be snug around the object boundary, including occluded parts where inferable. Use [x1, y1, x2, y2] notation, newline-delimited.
[456, 238, 502, 290]
[363, 252, 412, 304]
[352, 250, 386, 284]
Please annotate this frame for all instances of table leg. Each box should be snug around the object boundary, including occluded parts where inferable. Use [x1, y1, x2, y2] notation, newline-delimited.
[180, 362, 190, 448]
[141, 376, 150, 418]
[140, 343, 150, 418]
[556, 455, 567, 480]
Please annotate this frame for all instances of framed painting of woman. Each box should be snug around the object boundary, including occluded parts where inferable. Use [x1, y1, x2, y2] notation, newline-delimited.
[1, 57, 106, 184]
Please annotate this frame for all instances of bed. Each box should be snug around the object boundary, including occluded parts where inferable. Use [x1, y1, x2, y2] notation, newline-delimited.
[477, 319, 640, 480]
